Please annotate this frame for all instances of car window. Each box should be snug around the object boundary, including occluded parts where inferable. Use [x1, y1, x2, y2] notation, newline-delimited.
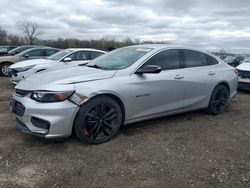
[183, 50, 207, 68]
[67, 51, 91, 61]
[26, 49, 43, 57]
[207, 55, 219, 65]
[45, 49, 59, 56]
[0, 48, 7, 53]
[90, 51, 105, 60]
[142, 49, 180, 70]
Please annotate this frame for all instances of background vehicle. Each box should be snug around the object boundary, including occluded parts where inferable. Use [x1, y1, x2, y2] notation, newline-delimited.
[224, 55, 245, 67]
[9, 48, 106, 83]
[0, 45, 17, 56]
[7, 45, 41, 55]
[0, 47, 60, 76]
[11, 45, 238, 144]
[237, 60, 250, 91]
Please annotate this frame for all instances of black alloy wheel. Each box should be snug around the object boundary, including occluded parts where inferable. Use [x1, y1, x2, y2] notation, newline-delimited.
[207, 85, 229, 115]
[74, 96, 122, 144]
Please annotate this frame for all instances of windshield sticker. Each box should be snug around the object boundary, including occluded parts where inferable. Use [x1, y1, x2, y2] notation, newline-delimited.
[136, 48, 152, 52]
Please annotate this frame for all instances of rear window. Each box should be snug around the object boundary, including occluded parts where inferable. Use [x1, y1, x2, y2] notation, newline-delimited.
[207, 55, 219, 65]
[182, 50, 207, 68]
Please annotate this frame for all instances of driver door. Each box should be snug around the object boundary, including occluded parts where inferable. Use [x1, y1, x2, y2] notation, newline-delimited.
[128, 49, 185, 120]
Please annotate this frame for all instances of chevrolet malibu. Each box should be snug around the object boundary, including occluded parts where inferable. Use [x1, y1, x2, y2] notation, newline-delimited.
[11, 45, 238, 144]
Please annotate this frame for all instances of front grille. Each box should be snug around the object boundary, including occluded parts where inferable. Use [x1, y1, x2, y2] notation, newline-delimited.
[15, 89, 31, 97]
[238, 70, 250, 79]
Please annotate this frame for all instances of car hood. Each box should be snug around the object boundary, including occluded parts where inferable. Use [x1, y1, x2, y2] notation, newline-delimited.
[16, 66, 117, 91]
[237, 63, 250, 71]
[10, 59, 57, 68]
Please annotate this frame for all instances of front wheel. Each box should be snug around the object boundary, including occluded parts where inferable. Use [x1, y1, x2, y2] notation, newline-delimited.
[0, 63, 12, 77]
[206, 85, 229, 115]
[74, 96, 123, 144]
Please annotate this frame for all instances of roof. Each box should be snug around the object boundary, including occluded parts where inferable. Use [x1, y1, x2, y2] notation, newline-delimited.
[124, 44, 214, 56]
[65, 48, 106, 53]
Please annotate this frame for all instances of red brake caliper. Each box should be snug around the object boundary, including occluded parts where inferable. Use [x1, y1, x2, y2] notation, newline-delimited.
[83, 127, 88, 136]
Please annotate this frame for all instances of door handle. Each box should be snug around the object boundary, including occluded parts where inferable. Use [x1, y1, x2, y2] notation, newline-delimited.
[174, 75, 184, 80]
[208, 71, 216, 75]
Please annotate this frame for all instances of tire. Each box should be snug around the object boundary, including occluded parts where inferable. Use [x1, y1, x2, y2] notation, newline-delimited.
[206, 85, 229, 115]
[74, 96, 123, 144]
[0, 62, 12, 77]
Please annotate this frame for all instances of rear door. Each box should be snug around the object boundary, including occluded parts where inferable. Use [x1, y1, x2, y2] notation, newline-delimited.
[181, 49, 220, 109]
[129, 49, 186, 120]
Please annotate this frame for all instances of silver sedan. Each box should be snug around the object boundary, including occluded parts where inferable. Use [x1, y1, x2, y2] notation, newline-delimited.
[11, 45, 238, 144]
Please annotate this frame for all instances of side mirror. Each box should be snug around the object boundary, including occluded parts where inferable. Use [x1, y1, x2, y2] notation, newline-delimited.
[136, 65, 162, 74]
[24, 53, 30, 58]
[63, 57, 72, 62]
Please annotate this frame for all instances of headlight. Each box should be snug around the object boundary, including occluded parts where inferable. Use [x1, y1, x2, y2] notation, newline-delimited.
[31, 91, 74, 103]
[14, 65, 35, 72]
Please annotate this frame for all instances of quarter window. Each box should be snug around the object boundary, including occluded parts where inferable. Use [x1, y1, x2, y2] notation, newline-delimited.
[183, 50, 207, 68]
[142, 49, 180, 70]
[207, 55, 219, 65]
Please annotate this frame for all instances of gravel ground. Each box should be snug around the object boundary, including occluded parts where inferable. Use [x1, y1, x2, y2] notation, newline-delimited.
[0, 77, 249, 188]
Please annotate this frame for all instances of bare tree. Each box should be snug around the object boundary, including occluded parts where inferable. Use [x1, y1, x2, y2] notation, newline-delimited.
[16, 20, 42, 44]
[0, 27, 8, 45]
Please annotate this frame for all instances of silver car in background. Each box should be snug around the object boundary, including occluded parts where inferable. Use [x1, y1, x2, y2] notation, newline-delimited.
[11, 45, 238, 144]
[9, 48, 106, 83]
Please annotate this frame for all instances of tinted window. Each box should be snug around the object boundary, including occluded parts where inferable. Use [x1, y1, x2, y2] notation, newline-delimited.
[26, 49, 43, 57]
[143, 49, 180, 70]
[183, 50, 207, 68]
[207, 55, 219, 65]
[45, 49, 59, 56]
[90, 51, 105, 60]
[67, 51, 91, 61]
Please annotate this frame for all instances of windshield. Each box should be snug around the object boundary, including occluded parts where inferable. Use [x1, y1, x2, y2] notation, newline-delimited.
[47, 50, 73, 61]
[87, 47, 152, 70]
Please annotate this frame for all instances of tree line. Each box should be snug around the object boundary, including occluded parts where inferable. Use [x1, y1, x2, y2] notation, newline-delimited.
[0, 20, 170, 51]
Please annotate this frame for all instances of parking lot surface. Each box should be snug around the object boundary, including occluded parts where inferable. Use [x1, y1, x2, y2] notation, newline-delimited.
[0, 77, 249, 187]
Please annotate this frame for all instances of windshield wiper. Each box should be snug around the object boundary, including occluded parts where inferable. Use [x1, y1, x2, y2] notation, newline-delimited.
[86, 64, 106, 70]
[78, 62, 89, 66]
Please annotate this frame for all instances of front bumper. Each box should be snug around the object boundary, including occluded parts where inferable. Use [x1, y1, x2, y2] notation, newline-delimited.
[11, 93, 79, 139]
[238, 77, 250, 91]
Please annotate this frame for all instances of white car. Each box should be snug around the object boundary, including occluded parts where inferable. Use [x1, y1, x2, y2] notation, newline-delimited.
[237, 60, 250, 90]
[8, 48, 106, 84]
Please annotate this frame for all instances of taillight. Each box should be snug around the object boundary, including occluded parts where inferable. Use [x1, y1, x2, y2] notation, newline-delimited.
[234, 69, 239, 76]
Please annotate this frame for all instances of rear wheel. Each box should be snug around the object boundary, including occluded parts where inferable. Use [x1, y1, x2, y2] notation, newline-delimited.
[74, 96, 122, 144]
[206, 85, 229, 115]
[0, 62, 12, 76]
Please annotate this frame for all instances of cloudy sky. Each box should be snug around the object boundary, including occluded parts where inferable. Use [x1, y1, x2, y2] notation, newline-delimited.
[0, 0, 250, 53]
